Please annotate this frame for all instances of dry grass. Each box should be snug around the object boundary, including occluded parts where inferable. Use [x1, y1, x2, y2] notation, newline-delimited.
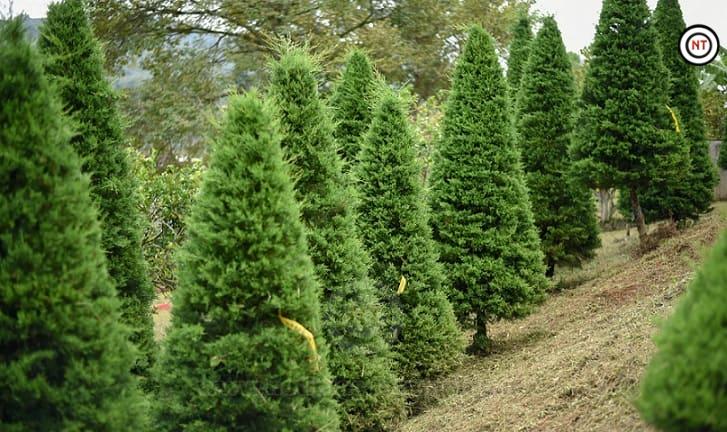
[401, 202, 727, 432]
[152, 292, 173, 341]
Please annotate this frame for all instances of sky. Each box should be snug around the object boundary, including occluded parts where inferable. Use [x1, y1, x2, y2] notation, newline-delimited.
[9, 0, 727, 55]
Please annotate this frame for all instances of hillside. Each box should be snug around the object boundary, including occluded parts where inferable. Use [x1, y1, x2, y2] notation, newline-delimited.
[400, 202, 727, 431]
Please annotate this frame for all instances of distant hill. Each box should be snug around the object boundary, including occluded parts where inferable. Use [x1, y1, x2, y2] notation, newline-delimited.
[22, 16, 43, 41]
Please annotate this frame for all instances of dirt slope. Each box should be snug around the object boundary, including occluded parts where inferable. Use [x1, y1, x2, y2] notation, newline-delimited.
[401, 203, 727, 432]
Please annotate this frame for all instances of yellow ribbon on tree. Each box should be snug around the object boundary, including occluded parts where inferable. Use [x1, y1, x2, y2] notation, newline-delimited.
[666, 105, 681, 134]
[397, 275, 407, 295]
[278, 312, 319, 370]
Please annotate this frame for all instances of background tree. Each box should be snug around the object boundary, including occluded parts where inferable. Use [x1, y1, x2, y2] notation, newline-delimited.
[633, 0, 716, 223]
[570, 0, 689, 244]
[329, 49, 378, 165]
[153, 92, 340, 431]
[506, 12, 532, 98]
[430, 25, 548, 353]
[356, 89, 464, 383]
[268, 46, 405, 431]
[38, 0, 156, 377]
[0, 19, 148, 430]
[638, 229, 727, 431]
[515, 17, 600, 276]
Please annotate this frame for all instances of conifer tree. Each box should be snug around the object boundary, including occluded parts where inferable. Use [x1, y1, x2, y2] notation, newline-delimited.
[38, 0, 155, 375]
[152, 92, 340, 431]
[356, 89, 464, 383]
[430, 25, 548, 353]
[330, 49, 378, 164]
[0, 19, 148, 430]
[633, 0, 716, 222]
[638, 229, 727, 430]
[515, 17, 601, 276]
[506, 12, 533, 97]
[570, 0, 690, 243]
[268, 47, 405, 431]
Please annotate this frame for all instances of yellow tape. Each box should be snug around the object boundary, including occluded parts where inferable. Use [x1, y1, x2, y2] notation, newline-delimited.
[397, 275, 407, 295]
[278, 312, 320, 370]
[666, 105, 681, 134]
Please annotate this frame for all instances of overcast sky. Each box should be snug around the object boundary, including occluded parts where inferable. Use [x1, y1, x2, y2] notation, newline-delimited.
[10, 0, 727, 55]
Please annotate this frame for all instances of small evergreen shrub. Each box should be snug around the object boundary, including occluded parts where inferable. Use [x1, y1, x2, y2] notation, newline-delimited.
[0, 19, 148, 430]
[638, 230, 727, 431]
[38, 0, 155, 375]
[152, 92, 340, 431]
[357, 88, 464, 383]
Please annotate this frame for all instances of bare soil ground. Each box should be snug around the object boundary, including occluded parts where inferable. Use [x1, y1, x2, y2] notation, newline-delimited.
[401, 202, 727, 432]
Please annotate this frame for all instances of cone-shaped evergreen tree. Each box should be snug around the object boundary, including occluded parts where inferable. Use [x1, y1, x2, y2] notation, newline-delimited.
[506, 13, 533, 98]
[638, 229, 727, 430]
[268, 47, 405, 431]
[430, 25, 548, 353]
[570, 0, 690, 243]
[38, 0, 155, 375]
[356, 88, 464, 383]
[515, 17, 601, 276]
[631, 0, 716, 222]
[0, 19, 148, 430]
[330, 49, 378, 164]
[152, 92, 339, 431]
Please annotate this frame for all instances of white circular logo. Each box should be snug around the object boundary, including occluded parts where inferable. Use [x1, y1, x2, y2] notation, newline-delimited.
[679, 25, 720, 66]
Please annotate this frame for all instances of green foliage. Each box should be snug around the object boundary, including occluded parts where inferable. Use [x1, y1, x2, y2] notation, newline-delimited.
[638, 229, 727, 430]
[633, 0, 716, 222]
[721, 133, 727, 170]
[38, 0, 155, 376]
[356, 88, 464, 383]
[130, 151, 204, 293]
[268, 46, 405, 431]
[0, 19, 148, 430]
[330, 49, 378, 165]
[506, 12, 532, 97]
[515, 17, 600, 275]
[152, 92, 340, 431]
[570, 0, 690, 237]
[430, 25, 547, 352]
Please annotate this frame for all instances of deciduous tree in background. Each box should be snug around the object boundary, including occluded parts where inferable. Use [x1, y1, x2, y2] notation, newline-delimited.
[430, 25, 548, 353]
[152, 93, 340, 431]
[638, 229, 727, 430]
[0, 19, 148, 430]
[330, 49, 379, 166]
[571, 0, 689, 244]
[356, 89, 464, 383]
[38, 0, 155, 377]
[515, 17, 600, 276]
[268, 46, 405, 431]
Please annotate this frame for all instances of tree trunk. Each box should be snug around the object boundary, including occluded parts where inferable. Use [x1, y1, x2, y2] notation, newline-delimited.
[545, 260, 555, 278]
[629, 187, 648, 243]
[597, 188, 613, 223]
[470, 313, 492, 355]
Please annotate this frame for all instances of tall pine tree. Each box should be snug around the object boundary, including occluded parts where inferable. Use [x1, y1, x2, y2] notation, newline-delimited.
[38, 0, 155, 375]
[356, 89, 464, 383]
[330, 49, 378, 165]
[571, 0, 690, 244]
[634, 0, 716, 223]
[515, 17, 601, 276]
[0, 19, 148, 430]
[268, 46, 405, 431]
[152, 92, 340, 431]
[638, 229, 727, 430]
[506, 12, 533, 98]
[430, 25, 548, 353]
